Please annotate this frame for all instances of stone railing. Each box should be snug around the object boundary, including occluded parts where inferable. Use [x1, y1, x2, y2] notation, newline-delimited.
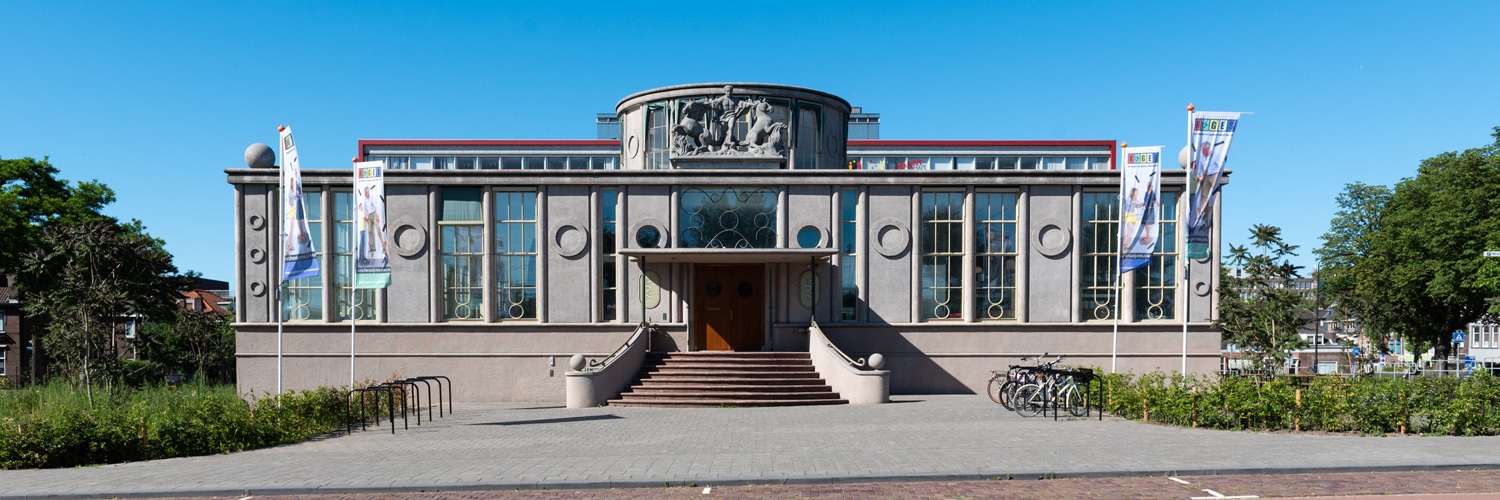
[564, 323, 651, 408]
[808, 320, 890, 404]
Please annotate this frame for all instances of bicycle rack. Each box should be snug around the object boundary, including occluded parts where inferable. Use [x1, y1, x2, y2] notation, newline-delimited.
[346, 385, 398, 435]
[379, 381, 418, 428]
[344, 375, 453, 435]
[413, 376, 452, 417]
[402, 377, 435, 421]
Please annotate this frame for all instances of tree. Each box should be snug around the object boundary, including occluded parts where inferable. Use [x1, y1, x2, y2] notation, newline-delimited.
[19, 221, 182, 402]
[138, 308, 236, 382]
[0, 156, 115, 268]
[1216, 224, 1310, 373]
[1316, 127, 1500, 364]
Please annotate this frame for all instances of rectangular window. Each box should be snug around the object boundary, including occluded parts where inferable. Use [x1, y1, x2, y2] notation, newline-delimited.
[0, 347, 6, 377]
[1081, 192, 1120, 321]
[494, 191, 538, 320]
[794, 105, 820, 169]
[1018, 156, 1040, 169]
[411, 157, 434, 170]
[0, 311, 6, 331]
[593, 156, 618, 170]
[647, 104, 670, 170]
[1134, 192, 1179, 320]
[502, 157, 522, 170]
[920, 191, 965, 320]
[480, 157, 500, 170]
[441, 188, 484, 320]
[334, 190, 377, 321]
[456, 157, 475, 170]
[840, 188, 859, 321]
[602, 189, 619, 321]
[975, 192, 1019, 320]
[283, 191, 323, 321]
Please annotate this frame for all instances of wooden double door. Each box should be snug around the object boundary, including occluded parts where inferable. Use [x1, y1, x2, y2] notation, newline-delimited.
[692, 264, 765, 351]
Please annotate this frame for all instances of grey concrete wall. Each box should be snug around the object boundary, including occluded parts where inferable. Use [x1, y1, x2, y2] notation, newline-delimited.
[544, 186, 594, 323]
[623, 185, 674, 324]
[241, 185, 273, 323]
[386, 185, 431, 323]
[1026, 186, 1074, 323]
[866, 186, 913, 324]
[786, 185, 833, 323]
[618, 106, 646, 171]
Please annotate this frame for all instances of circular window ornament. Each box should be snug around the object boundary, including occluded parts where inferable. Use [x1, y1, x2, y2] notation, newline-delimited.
[249, 281, 267, 297]
[1031, 218, 1072, 257]
[391, 218, 429, 258]
[635, 226, 662, 248]
[249, 247, 266, 264]
[248, 215, 265, 231]
[871, 218, 910, 257]
[706, 281, 722, 297]
[552, 220, 589, 257]
[626, 135, 641, 159]
[796, 225, 824, 249]
[737, 281, 754, 298]
[1193, 279, 1212, 297]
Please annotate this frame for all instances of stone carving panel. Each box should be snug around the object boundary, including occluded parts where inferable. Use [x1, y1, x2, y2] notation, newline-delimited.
[670, 85, 787, 159]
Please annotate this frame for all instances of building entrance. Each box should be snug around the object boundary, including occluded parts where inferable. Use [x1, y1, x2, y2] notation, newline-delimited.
[692, 264, 765, 351]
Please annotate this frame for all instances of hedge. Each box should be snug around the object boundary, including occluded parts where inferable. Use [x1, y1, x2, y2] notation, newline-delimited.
[1091, 371, 1500, 436]
[0, 382, 353, 469]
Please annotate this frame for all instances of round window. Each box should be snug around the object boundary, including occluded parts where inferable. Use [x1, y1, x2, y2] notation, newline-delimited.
[706, 281, 722, 297]
[737, 281, 754, 298]
[635, 226, 662, 248]
[796, 226, 822, 248]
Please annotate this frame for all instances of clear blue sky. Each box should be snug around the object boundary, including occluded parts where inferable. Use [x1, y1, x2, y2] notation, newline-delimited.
[4, 2, 1498, 287]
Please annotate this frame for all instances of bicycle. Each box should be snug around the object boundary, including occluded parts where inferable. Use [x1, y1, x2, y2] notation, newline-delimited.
[987, 353, 1060, 411]
[1013, 364, 1089, 418]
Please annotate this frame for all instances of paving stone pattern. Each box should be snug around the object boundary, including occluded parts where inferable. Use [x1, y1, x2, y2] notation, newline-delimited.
[4, 396, 1500, 498]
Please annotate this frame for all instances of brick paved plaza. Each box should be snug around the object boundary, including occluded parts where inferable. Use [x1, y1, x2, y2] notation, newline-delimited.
[4, 395, 1500, 498]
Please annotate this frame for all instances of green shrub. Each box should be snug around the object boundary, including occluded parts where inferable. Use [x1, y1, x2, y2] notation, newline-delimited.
[1097, 369, 1500, 436]
[0, 382, 350, 469]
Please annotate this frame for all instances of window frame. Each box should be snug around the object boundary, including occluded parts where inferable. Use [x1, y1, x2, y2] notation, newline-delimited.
[1080, 190, 1121, 321]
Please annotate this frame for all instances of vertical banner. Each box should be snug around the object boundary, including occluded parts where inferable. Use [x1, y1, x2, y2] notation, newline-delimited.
[1187, 111, 1241, 259]
[279, 126, 321, 281]
[353, 160, 391, 288]
[1120, 146, 1162, 273]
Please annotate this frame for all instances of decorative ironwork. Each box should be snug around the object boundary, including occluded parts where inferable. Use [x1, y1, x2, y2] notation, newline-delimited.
[679, 187, 779, 248]
[1081, 192, 1119, 321]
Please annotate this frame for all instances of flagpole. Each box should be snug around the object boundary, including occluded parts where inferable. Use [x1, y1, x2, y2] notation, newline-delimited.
[276, 125, 286, 398]
[1111, 142, 1125, 374]
[1182, 104, 1194, 375]
[351, 157, 358, 390]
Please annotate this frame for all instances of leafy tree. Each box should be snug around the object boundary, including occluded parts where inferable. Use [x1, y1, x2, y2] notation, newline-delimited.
[1216, 224, 1310, 373]
[0, 156, 115, 269]
[1316, 128, 1500, 363]
[138, 308, 236, 383]
[18, 221, 182, 404]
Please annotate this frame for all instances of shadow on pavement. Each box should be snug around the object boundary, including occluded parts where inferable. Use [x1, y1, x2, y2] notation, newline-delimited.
[471, 414, 624, 426]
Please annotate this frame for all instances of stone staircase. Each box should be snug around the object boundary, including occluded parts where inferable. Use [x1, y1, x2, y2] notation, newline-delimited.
[608, 352, 847, 407]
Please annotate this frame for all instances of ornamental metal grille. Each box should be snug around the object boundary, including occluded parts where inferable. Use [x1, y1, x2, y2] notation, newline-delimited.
[679, 187, 779, 248]
[283, 191, 323, 321]
[975, 191, 1018, 320]
[334, 191, 376, 321]
[1080, 192, 1120, 321]
[920, 191, 965, 320]
[1134, 191, 1179, 320]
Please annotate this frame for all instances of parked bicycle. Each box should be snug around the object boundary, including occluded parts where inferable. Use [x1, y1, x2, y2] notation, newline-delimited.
[1012, 365, 1092, 418]
[987, 353, 1062, 411]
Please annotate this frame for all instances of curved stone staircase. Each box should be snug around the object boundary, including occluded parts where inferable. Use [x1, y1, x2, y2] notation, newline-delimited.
[608, 352, 847, 407]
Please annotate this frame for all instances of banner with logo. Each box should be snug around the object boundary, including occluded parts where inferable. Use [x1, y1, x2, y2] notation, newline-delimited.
[353, 160, 391, 288]
[1187, 111, 1240, 259]
[279, 126, 321, 281]
[1120, 146, 1162, 273]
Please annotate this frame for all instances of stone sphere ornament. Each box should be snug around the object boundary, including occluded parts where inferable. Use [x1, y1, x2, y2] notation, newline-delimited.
[868, 353, 886, 370]
[245, 143, 276, 169]
[569, 354, 587, 371]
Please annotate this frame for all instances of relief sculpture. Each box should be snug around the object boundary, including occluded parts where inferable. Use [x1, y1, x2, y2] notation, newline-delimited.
[670, 85, 786, 158]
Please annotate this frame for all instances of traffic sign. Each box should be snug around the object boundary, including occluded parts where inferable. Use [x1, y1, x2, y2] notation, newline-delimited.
[1485, 251, 1500, 257]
